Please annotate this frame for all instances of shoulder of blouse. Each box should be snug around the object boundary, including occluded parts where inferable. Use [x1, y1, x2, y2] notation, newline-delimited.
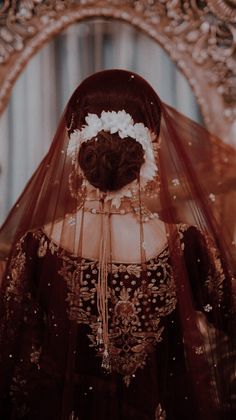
[177, 223, 207, 243]
[10, 229, 45, 259]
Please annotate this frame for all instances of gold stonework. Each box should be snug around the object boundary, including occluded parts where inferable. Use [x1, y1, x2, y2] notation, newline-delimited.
[0, 1, 235, 142]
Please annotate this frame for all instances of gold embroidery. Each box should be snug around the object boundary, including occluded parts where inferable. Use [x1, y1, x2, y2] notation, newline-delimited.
[56, 238, 177, 385]
[178, 224, 226, 303]
[30, 345, 42, 366]
[59, 257, 97, 324]
[201, 233, 226, 302]
[155, 403, 167, 420]
[110, 263, 142, 276]
[32, 230, 177, 384]
[177, 223, 190, 251]
[31, 227, 228, 385]
[5, 234, 27, 316]
[34, 230, 59, 257]
[37, 236, 48, 257]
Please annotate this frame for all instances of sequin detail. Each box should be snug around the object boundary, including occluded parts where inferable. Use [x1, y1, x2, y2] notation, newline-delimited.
[4, 234, 27, 318]
[155, 403, 167, 420]
[56, 242, 177, 385]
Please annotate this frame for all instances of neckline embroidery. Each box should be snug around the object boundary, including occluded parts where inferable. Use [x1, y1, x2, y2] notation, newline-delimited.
[55, 240, 176, 386]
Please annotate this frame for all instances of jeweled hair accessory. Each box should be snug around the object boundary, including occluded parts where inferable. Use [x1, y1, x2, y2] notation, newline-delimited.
[67, 110, 158, 188]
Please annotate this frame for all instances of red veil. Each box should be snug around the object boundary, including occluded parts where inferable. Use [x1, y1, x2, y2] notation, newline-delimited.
[0, 70, 236, 420]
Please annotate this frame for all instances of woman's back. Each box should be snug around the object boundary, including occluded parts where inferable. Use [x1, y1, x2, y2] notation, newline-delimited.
[0, 69, 235, 419]
[43, 211, 168, 263]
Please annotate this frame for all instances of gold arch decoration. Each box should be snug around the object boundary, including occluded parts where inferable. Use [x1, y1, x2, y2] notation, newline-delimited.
[0, 0, 235, 142]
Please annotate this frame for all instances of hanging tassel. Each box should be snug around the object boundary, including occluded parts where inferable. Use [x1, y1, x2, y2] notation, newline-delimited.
[96, 198, 111, 371]
[101, 345, 111, 371]
[96, 317, 103, 347]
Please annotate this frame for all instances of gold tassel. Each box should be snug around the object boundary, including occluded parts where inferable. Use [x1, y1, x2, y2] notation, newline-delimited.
[96, 198, 111, 371]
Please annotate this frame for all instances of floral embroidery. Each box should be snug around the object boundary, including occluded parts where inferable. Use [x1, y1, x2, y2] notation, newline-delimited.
[180, 227, 225, 305]
[110, 263, 142, 276]
[205, 237, 226, 302]
[30, 345, 42, 366]
[4, 234, 27, 318]
[31, 226, 228, 387]
[56, 238, 177, 385]
[178, 224, 227, 303]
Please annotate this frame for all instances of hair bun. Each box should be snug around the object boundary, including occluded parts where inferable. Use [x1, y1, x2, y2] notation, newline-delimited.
[78, 131, 144, 192]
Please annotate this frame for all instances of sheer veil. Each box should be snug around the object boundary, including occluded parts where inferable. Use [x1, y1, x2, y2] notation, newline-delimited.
[0, 70, 236, 419]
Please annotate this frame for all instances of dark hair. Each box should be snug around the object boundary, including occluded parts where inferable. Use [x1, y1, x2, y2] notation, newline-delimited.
[66, 70, 162, 191]
[78, 131, 145, 192]
[66, 70, 162, 136]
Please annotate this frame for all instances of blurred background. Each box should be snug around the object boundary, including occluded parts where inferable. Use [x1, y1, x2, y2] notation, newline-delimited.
[0, 18, 202, 224]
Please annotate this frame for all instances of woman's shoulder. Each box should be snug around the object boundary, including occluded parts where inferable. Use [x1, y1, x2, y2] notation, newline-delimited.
[11, 227, 65, 262]
[15, 220, 207, 263]
[9, 227, 53, 261]
[17, 228, 46, 246]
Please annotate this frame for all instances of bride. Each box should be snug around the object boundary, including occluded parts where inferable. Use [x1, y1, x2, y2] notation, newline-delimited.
[0, 70, 235, 420]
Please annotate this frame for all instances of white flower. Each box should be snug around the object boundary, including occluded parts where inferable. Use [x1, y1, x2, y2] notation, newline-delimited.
[133, 123, 150, 146]
[67, 130, 82, 157]
[82, 113, 102, 139]
[140, 161, 157, 182]
[68, 110, 159, 198]
[101, 110, 134, 138]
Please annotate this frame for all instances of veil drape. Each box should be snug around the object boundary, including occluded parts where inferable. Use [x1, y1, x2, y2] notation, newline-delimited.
[0, 70, 235, 420]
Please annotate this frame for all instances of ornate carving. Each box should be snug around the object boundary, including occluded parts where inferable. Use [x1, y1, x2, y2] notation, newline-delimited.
[0, 1, 235, 142]
[207, 0, 236, 21]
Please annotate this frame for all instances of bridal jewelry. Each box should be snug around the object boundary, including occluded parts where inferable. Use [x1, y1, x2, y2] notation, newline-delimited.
[66, 110, 161, 371]
[66, 198, 159, 225]
[82, 205, 159, 222]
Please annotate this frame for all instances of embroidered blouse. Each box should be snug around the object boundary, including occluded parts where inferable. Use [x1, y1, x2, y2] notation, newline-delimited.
[0, 225, 227, 420]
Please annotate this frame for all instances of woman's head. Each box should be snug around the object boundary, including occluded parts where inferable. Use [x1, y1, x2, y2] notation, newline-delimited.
[66, 70, 162, 135]
[78, 131, 145, 192]
[66, 70, 162, 191]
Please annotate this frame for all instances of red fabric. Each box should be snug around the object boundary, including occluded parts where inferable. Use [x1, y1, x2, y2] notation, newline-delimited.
[0, 70, 236, 419]
[0, 227, 230, 419]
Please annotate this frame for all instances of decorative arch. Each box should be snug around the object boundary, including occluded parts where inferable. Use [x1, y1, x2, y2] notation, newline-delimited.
[0, 0, 235, 142]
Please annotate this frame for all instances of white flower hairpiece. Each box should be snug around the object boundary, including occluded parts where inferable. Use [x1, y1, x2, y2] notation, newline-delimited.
[67, 110, 158, 206]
